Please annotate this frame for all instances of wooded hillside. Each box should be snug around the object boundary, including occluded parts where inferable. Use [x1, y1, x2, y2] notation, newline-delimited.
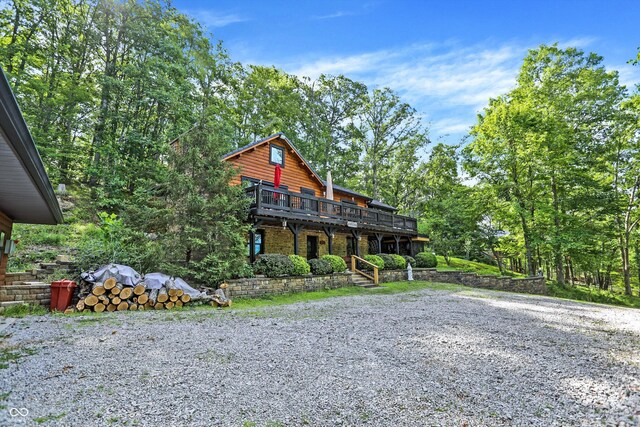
[1, 1, 639, 295]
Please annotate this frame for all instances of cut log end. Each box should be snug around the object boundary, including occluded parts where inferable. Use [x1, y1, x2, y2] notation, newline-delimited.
[154, 302, 164, 310]
[117, 301, 129, 311]
[120, 287, 133, 300]
[91, 284, 106, 296]
[104, 277, 117, 290]
[94, 303, 106, 312]
[137, 293, 149, 305]
[180, 294, 191, 303]
[106, 304, 117, 312]
[84, 295, 99, 306]
[133, 284, 146, 296]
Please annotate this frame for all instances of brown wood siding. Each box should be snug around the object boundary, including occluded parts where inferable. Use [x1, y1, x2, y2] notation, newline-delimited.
[226, 138, 324, 194]
[0, 210, 13, 286]
[333, 190, 368, 207]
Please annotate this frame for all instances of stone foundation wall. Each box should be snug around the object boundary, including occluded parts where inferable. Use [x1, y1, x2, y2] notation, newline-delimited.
[227, 272, 354, 298]
[379, 269, 548, 295]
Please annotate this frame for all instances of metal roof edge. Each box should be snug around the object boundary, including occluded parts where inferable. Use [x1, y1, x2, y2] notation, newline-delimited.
[0, 66, 63, 224]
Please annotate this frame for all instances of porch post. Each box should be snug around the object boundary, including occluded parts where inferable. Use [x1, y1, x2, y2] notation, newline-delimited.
[351, 230, 363, 257]
[323, 227, 336, 255]
[393, 235, 401, 255]
[249, 220, 262, 263]
[249, 230, 256, 263]
[374, 233, 384, 254]
[287, 223, 305, 255]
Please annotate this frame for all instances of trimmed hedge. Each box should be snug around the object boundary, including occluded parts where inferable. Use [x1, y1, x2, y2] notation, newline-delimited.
[252, 254, 296, 277]
[402, 255, 416, 267]
[391, 254, 407, 269]
[361, 254, 385, 271]
[415, 252, 437, 268]
[321, 255, 347, 273]
[378, 254, 398, 270]
[309, 258, 333, 275]
[289, 254, 311, 275]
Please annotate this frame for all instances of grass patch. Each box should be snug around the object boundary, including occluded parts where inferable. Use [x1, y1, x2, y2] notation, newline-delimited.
[436, 256, 523, 277]
[548, 283, 640, 309]
[34, 413, 66, 424]
[1, 303, 48, 318]
[0, 346, 37, 369]
[232, 281, 464, 310]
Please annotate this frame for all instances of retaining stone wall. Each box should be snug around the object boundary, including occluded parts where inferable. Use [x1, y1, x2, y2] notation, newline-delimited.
[227, 272, 354, 298]
[227, 268, 547, 299]
[0, 282, 51, 308]
[4, 260, 77, 286]
[379, 269, 548, 295]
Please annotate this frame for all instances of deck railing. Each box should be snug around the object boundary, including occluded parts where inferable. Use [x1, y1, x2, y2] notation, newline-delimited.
[245, 184, 417, 232]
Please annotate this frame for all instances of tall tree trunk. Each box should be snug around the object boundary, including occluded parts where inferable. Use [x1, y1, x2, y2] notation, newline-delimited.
[620, 232, 632, 296]
[551, 175, 564, 284]
[519, 212, 535, 276]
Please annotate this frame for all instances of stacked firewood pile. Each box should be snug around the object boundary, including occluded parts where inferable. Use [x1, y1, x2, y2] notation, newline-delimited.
[66, 277, 194, 313]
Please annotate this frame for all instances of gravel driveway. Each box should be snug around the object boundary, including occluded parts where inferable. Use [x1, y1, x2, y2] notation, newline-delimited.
[1, 284, 639, 426]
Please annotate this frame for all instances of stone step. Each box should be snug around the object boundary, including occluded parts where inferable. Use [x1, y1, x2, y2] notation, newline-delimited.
[0, 300, 25, 308]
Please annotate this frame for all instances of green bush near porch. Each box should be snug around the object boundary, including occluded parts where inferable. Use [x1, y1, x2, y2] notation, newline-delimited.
[415, 252, 437, 268]
[402, 255, 416, 267]
[362, 255, 385, 271]
[321, 255, 347, 273]
[391, 254, 407, 269]
[289, 255, 311, 275]
[252, 254, 296, 277]
[309, 258, 333, 275]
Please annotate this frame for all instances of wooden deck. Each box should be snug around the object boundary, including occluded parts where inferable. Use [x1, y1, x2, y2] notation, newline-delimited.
[246, 184, 418, 234]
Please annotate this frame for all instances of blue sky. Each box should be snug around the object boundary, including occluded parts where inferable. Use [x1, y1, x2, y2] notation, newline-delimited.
[173, 0, 640, 146]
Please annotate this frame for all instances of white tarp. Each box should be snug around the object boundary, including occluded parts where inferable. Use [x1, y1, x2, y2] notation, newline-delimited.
[81, 264, 142, 287]
[82, 265, 207, 299]
[174, 277, 207, 298]
[143, 272, 172, 290]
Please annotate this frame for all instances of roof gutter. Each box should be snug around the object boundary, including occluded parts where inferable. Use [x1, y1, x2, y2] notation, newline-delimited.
[0, 67, 63, 224]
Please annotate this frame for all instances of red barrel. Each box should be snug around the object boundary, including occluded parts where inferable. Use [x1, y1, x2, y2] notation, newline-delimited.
[50, 280, 77, 311]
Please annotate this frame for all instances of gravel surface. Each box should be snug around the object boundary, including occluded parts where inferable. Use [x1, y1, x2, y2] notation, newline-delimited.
[1, 285, 640, 426]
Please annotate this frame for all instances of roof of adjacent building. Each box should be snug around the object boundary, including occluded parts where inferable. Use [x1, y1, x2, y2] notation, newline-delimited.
[222, 132, 399, 210]
[0, 67, 63, 225]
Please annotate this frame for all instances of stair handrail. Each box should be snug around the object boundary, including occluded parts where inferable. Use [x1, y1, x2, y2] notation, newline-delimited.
[350, 255, 379, 285]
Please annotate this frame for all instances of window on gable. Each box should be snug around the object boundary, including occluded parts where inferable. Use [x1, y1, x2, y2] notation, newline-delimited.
[269, 144, 285, 167]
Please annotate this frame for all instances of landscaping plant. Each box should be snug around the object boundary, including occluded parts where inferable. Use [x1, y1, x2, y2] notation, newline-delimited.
[308, 258, 333, 275]
[252, 255, 296, 277]
[415, 252, 438, 268]
[289, 255, 311, 275]
[321, 255, 347, 273]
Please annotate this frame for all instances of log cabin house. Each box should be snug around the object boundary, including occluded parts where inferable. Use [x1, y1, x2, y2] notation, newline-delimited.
[0, 67, 63, 286]
[220, 133, 427, 262]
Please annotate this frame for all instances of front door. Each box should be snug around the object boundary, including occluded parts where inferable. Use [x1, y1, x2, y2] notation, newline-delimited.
[306, 235, 318, 260]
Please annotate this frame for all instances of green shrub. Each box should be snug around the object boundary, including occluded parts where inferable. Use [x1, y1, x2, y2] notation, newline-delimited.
[289, 255, 311, 275]
[391, 254, 407, 269]
[402, 255, 416, 267]
[321, 255, 347, 273]
[378, 254, 398, 270]
[252, 254, 296, 277]
[308, 258, 333, 275]
[415, 252, 437, 268]
[361, 254, 385, 271]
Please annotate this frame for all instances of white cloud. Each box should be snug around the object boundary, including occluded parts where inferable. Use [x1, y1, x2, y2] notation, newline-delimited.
[190, 10, 247, 28]
[312, 11, 356, 20]
[278, 37, 635, 144]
